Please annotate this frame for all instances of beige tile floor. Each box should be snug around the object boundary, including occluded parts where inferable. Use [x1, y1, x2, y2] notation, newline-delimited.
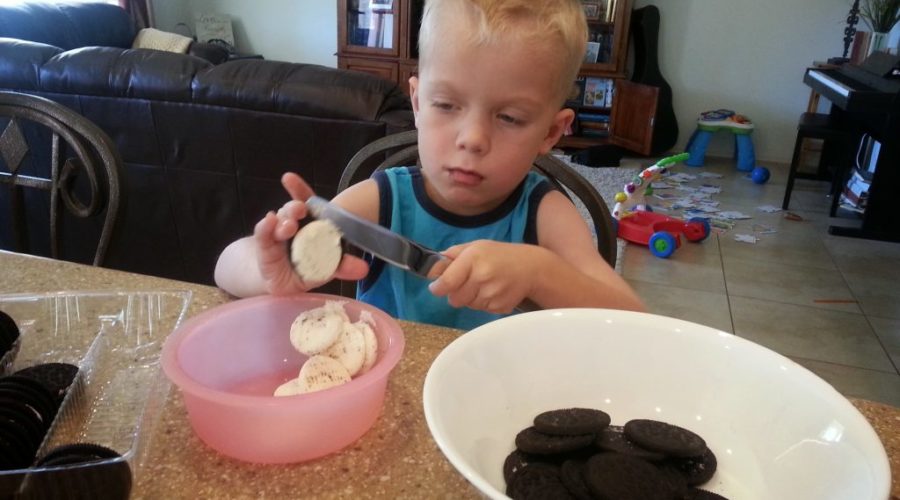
[618, 156, 900, 407]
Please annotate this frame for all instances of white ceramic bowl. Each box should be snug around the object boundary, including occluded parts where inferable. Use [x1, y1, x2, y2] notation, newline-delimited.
[423, 309, 890, 500]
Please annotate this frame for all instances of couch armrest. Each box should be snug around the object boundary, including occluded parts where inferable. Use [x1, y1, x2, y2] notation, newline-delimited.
[0, 2, 134, 50]
[0, 38, 62, 89]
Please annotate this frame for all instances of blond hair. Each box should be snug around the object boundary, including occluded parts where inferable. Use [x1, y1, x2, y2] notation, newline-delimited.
[418, 0, 588, 104]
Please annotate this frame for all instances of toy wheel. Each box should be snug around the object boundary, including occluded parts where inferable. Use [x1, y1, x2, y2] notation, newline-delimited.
[687, 217, 711, 242]
[648, 232, 676, 258]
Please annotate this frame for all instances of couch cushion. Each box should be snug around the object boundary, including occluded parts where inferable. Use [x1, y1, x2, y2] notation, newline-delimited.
[0, 2, 134, 50]
[193, 61, 411, 122]
[40, 47, 212, 101]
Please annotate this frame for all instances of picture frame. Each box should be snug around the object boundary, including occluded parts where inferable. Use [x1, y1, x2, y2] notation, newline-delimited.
[583, 41, 600, 64]
[194, 12, 234, 48]
[581, 1, 602, 21]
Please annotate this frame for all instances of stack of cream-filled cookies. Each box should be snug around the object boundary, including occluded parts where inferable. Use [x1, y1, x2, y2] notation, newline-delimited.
[274, 301, 378, 396]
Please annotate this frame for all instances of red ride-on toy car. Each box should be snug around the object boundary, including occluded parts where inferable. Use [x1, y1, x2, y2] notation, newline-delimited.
[616, 212, 711, 258]
[612, 153, 711, 258]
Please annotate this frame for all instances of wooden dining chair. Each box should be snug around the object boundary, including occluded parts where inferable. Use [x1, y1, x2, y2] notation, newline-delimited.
[0, 91, 122, 266]
[338, 129, 618, 266]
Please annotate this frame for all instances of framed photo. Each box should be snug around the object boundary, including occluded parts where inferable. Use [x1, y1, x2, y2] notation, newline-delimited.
[195, 13, 234, 48]
[583, 42, 600, 64]
[581, 1, 602, 21]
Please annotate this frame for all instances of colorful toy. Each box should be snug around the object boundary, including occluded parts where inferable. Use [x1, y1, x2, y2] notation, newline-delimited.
[684, 109, 757, 172]
[613, 153, 711, 258]
[751, 166, 771, 184]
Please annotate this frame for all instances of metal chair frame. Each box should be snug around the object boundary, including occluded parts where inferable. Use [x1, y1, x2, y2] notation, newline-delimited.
[339, 129, 617, 266]
[0, 91, 122, 266]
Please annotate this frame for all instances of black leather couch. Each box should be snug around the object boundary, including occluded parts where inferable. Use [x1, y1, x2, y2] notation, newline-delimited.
[0, 2, 414, 285]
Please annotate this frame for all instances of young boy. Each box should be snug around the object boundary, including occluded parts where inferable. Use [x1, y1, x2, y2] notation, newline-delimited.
[215, 0, 644, 329]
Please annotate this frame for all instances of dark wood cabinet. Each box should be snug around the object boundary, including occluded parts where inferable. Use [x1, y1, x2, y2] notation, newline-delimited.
[337, 0, 656, 153]
[337, 0, 420, 95]
[607, 80, 658, 155]
[558, 0, 657, 153]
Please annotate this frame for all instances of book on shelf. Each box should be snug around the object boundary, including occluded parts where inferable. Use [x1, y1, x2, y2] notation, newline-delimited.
[583, 77, 614, 107]
[576, 112, 610, 122]
[579, 129, 609, 138]
[579, 120, 609, 128]
[566, 78, 587, 108]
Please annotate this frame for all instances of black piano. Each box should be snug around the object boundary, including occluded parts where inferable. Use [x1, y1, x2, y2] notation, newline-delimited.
[803, 52, 900, 242]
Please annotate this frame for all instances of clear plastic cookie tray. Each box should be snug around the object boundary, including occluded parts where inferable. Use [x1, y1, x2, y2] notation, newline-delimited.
[0, 290, 192, 497]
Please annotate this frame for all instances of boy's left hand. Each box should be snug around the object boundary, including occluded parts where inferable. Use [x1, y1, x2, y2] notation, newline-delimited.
[428, 240, 543, 314]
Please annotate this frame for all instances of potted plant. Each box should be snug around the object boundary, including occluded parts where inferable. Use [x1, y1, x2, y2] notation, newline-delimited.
[858, 0, 900, 52]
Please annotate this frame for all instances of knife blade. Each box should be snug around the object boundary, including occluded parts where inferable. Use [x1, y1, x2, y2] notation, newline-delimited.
[305, 196, 445, 278]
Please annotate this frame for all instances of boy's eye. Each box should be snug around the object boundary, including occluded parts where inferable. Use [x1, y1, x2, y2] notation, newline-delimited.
[498, 113, 524, 125]
[431, 101, 454, 111]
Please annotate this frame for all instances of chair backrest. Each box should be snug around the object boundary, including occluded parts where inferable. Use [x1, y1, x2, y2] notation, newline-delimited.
[0, 91, 122, 266]
[339, 129, 617, 266]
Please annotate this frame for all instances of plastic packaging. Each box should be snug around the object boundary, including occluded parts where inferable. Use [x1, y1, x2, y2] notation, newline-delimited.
[0, 290, 192, 498]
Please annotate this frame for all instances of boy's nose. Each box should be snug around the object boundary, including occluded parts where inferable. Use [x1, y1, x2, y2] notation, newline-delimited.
[455, 115, 490, 155]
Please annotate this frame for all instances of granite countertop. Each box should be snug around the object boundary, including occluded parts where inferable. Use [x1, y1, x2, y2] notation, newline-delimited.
[1, 250, 897, 499]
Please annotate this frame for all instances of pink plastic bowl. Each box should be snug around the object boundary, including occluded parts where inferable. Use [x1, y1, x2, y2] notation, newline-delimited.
[161, 294, 405, 464]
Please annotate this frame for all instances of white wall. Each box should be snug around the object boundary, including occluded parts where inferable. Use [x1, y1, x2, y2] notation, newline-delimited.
[150, 0, 337, 67]
[632, 0, 856, 163]
[149, 0, 896, 163]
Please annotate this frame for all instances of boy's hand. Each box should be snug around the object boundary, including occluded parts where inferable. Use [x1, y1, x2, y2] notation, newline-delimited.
[254, 173, 368, 295]
[428, 241, 543, 314]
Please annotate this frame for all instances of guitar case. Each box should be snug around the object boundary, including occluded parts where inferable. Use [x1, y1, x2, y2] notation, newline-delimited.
[630, 5, 678, 155]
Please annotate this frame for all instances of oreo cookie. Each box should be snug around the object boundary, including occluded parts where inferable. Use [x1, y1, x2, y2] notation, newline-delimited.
[21, 443, 132, 500]
[0, 310, 19, 345]
[583, 453, 671, 500]
[669, 446, 718, 486]
[0, 424, 36, 470]
[0, 389, 53, 432]
[504, 449, 536, 485]
[503, 408, 729, 499]
[0, 376, 58, 421]
[595, 425, 666, 462]
[623, 419, 707, 458]
[534, 408, 611, 436]
[515, 427, 594, 455]
[0, 404, 44, 450]
[14, 363, 79, 405]
[559, 459, 593, 500]
[685, 488, 730, 500]
[506, 461, 570, 500]
[0, 310, 20, 369]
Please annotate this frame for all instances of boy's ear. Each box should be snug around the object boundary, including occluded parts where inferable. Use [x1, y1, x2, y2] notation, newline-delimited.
[538, 107, 575, 155]
[409, 76, 421, 127]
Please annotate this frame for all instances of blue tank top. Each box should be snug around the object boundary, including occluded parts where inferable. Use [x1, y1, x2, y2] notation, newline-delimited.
[357, 166, 553, 330]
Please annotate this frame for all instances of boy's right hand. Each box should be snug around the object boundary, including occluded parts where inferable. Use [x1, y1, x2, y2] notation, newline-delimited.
[254, 173, 369, 295]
